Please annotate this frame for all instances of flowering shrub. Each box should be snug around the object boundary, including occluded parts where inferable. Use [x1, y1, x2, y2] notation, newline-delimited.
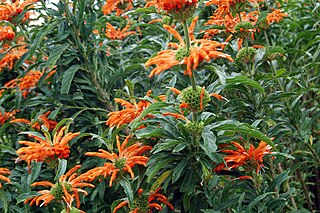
[0, 0, 319, 212]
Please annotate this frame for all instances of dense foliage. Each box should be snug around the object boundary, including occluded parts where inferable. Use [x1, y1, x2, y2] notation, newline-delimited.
[0, 0, 319, 212]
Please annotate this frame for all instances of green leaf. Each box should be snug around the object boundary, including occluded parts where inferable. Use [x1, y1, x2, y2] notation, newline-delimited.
[151, 170, 172, 191]
[226, 76, 264, 93]
[16, 191, 40, 204]
[201, 129, 218, 161]
[119, 178, 134, 204]
[18, 131, 46, 141]
[46, 45, 70, 69]
[201, 210, 222, 213]
[246, 192, 274, 212]
[55, 159, 67, 181]
[172, 158, 188, 183]
[61, 65, 81, 95]
[125, 79, 135, 97]
[209, 120, 274, 147]
[27, 162, 42, 184]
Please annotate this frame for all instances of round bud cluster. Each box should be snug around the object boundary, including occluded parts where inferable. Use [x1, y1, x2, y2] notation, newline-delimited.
[180, 86, 210, 112]
[175, 47, 190, 61]
[115, 158, 126, 170]
[236, 47, 256, 63]
[50, 182, 72, 200]
[61, 207, 81, 213]
[130, 196, 149, 213]
[185, 121, 204, 135]
[234, 22, 254, 38]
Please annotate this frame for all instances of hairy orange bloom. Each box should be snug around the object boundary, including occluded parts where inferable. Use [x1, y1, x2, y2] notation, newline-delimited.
[25, 165, 94, 210]
[84, 135, 152, 186]
[0, 26, 15, 41]
[114, 188, 174, 213]
[102, 0, 133, 16]
[11, 111, 58, 130]
[0, 0, 38, 21]
[16, 126, 80, 169]
[0, 110, 16, 124]
[266, 9, 288, 26]
[106, 90, 165, 128]
[105, 23, 136, 40]
[4, 69, 55, 98]
[145, 16, 233, 77]
[146, 0, 197, 13]
[215, 141, 272, 174]
[0, 43, 27, 72]
[0, 168, 11, 188]
[205, 0, 262, 17]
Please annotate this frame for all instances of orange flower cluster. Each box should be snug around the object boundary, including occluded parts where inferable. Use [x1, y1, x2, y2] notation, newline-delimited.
[145, 16, 233, 77]
[102, 0, 133, 16]
[11, 111, 58, 130]
[0, 43, 27, 72]
[266, 9, 288, 26]
[83, 135, 151, 186]
[0, 168, 11, 188]
[0, 0, 38, 22]
[106, 90, 165, 128]
[25, 165, 94, 210]
[0, 110, 16, 124]
[0, 26, 15, 41]
[146, 0, 198, 13]
[205, 0, 261, 16]
[4, 69, 56, 98]
[215, 141, 272, 174]
[16, 126, 80, 169]
[205, 11, 259, 38]
[114, 188, 174, 213]
[105, 23, 136, 40]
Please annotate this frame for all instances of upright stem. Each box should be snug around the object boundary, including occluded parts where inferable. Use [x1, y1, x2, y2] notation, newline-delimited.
[182, 20, 197, 92]
[182, 19, 198, 146]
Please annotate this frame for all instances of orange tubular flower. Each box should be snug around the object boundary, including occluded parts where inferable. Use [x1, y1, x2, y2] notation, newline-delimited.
[146, 0, 198, 14]
[114, 188, 174, 213]
[0, 168, 11, 188]
[4, 69, 55, 98]
[16, 126, 80, 169]
[0, 110, 16, 124]
[102, 0, 133, 16]
[215, 141, 272, 174]
[11, 111, 57, 131]
[106, 90, 164, 128]
[0, 43, 27, 72]
[145, 16, 233, 78]
[25, 165, 94, 210]
[105, 23, 136, 40]
[0, 0, 37, 21]
[266, 9, 288, 26]
[0, 26, 15, 41]
[84, 135, 152, 186]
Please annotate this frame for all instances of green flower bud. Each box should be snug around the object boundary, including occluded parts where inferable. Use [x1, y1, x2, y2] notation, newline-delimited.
[185, 121, 204, 135]
[236, 47, 256, 63]
[175, 47, 190, 61]
[234, 22, 254, 38]
[180, 86, 210, 112]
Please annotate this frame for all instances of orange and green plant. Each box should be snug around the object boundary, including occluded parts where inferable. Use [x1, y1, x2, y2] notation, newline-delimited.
[0, 0, 319, 212]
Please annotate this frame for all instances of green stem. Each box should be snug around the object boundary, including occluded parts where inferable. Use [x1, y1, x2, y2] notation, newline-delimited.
[182, 19, 198, 148]
[182, 20, 197, 92]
